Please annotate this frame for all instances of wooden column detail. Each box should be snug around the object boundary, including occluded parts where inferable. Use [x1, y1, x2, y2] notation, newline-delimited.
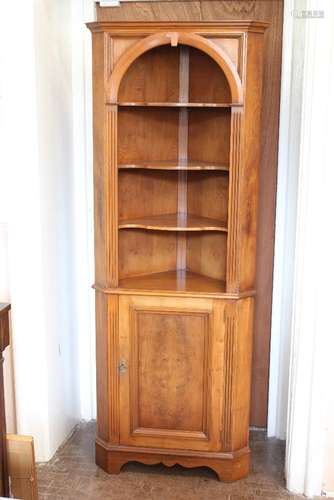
[108, 294, 119, 444]
[226, 109, 243, 293]
[105, 106, 118, 287]
[221, 306, 236, 452]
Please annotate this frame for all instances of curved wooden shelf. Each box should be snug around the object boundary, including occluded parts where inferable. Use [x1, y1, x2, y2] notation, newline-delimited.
[119, 213, 228, 232]
[118, 102, 234, 108]
[119, 160, 229, 171]
[119, 270, 225, 294]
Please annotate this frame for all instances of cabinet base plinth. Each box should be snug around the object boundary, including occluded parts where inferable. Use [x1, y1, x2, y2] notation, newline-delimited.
[96, 441, 250, 482]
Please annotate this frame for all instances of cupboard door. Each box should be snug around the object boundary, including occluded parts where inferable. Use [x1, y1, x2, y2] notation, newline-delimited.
[118, 295, 224, 451]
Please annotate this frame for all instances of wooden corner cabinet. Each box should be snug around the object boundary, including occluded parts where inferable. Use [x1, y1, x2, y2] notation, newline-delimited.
[87, 21, 267, 481]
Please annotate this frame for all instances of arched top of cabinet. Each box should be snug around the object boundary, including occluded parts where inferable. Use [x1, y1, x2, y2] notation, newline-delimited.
[106, 31, 244, 105]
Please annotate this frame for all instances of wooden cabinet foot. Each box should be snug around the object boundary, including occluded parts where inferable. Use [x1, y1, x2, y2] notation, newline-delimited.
[108, 461, 122, 475]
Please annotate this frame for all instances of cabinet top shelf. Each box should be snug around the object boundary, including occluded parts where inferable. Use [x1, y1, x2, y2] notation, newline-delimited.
[118, 160, 229, 171]
[117, 102, 239, 108]
[119, 213, 228, 232]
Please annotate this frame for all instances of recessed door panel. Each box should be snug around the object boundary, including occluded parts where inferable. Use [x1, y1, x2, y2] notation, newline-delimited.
[119, 295, 224, 451]
[136, 310, 208, 432]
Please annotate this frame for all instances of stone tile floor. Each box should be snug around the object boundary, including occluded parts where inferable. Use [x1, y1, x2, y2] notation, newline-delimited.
[37, 422, 324, 500]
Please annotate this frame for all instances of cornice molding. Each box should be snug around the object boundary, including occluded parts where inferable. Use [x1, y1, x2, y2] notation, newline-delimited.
[87, 20, 269, 34]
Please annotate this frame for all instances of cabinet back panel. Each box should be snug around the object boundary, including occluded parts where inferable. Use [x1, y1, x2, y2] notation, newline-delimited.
[118, 108, 179, 163]
[118, 46, 180, 103]
[188, 109, 230, 164]
[189, 47, 231, 103]
[119, 230, 177, 279]
[187, 232, 227, 281]
[119, 170, 178, 220]
[187, 171, 229, 223]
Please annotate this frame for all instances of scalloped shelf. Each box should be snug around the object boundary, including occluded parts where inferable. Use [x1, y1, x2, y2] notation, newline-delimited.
[118, 213, 228, 232]
[118, 160, 229, 171]
[118, 102, 233, 108]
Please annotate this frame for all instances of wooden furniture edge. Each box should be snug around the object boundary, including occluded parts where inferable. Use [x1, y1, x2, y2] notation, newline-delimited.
[93, 284, 256, 300]
[0, 305, 10, 354]
[96, 439, 250, 481]
[96, 437, 250, 458]
[87, 21, 269, 33]
[6, 434, 38, 500]
[0, 305, 10, 318]
[0, 304, 10, 496]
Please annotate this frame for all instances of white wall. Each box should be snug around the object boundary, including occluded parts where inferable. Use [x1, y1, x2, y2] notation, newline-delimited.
[0, 0, 96, 460]
[34, 0, 81, 455]
[71, 0, 96, 421]
[268, 0, 307, 440]
[323, 394, 334, 494]
[272, 0, 334, 496]
[0, 0, 18, 436]
[0, 227, 9, 301]
[269, 18, 334, 497]
[0, 224, 16, 434]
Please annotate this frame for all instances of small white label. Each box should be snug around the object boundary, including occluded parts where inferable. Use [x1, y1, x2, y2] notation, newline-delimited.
[98, 0, 120, 7]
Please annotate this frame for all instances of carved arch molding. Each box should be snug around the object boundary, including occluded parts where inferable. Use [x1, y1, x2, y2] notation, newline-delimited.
[107, 31, 243, 104]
